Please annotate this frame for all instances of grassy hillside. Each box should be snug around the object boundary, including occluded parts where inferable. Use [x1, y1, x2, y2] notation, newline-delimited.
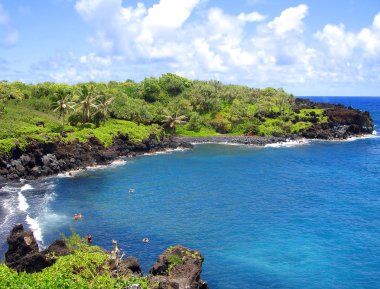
[0, 76, 329, 154]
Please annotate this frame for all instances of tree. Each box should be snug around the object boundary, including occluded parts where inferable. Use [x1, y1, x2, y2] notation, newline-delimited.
[141, 77, 161, 103]
[161, 113, 187, 133]
[96, 95, 114, 123]
[51, 92, 76, 131]
[209, 112, 232, 134]
[186, 81, 221, 113]
[159, 73, 192, 97]
[188, 112, 203, 132]
[76, 86, 99, 125]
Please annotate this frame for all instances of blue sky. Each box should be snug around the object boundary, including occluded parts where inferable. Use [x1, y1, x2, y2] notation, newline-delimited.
[1, 0, 380, 96]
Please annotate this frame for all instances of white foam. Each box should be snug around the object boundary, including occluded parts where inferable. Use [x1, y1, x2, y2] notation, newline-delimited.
[340, 133, 380, 142]
[143, 147, 190, 156]
[111, 159, 127, 166]
[2, 185, 19, 193]
[57, 169, 83, 178]
[264, 139, 309, 148]
[20, 184, 34, 192]
[26, 215, 43, 243]
[17, 192, 29, 212]
[3, 198, 15, 215]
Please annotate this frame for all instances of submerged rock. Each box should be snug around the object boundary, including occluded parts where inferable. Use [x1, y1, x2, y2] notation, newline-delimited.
[149, 245, 209, 289]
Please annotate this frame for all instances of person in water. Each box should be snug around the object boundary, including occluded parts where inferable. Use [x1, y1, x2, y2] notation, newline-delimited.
[73, 213, 83, 221]
[86, 234, 92, 243]
[142, 237, 149, 243]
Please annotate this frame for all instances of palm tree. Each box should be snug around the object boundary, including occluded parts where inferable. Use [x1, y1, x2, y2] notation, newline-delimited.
[51, 92, 76, 131]
[76, 86, 99, 125]
[97, 95, 114, 123]
[161, 112, 187, 133]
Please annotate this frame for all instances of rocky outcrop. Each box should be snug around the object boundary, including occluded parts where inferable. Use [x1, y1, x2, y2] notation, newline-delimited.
[4, 225, 208, 288]
[113, 256, 143, 278]
[5, 224, 69, 273]
[294, 98, 374, 139]
[0, 134, 192, 180]
[148, 245, 209, 289]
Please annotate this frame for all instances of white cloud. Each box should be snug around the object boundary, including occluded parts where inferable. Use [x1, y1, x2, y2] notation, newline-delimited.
[32, 52, 122, 83]
[238, 11, 266, 22]
[0, 4, 19, 47]
[316, 12, 380, 58]
[267, 4, 308, 35]
[45, 1, 377, 94]
[315, 24, 357, 58]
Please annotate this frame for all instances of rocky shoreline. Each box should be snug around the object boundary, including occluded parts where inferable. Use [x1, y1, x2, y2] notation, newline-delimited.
[0, 134, 192, 181]
[176, 135, 300, 145]
[4, 224, 209, 289]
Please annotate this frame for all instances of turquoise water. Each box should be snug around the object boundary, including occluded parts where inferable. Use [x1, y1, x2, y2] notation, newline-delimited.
[1, 97, 380, 288]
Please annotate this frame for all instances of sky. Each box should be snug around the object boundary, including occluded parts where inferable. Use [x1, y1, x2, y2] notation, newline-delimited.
[0, 0, 380, 96]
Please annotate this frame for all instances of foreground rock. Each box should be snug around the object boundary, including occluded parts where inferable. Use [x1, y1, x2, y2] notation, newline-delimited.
[4, 225, 208, 288]
[0, 134, 192, 180]
[5, 224, 69, 273]
[149, 245, 209, 289]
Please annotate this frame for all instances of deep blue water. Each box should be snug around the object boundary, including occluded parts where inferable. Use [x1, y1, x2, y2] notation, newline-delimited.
[1, 97, 380, 288]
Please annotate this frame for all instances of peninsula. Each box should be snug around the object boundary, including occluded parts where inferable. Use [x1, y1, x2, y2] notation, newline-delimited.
[0, 75, 374, 180]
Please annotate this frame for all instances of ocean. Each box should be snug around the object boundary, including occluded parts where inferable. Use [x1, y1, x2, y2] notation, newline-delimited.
[0, 97, 379, 288]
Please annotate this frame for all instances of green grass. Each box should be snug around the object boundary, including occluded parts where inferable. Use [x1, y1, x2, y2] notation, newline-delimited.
[0, 101, 161, 154]
[65, 120, 160, 146]
[167, 254, 183, 273]
[0, 233, 151, 289]
[290, 121, 313, 133]
[296, 108, 327, 123]
[258, 118, 290, 136]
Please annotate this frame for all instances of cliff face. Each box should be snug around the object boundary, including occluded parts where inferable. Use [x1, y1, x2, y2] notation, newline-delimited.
[295, 98, 374, 139]
[0, 135, 192, 180]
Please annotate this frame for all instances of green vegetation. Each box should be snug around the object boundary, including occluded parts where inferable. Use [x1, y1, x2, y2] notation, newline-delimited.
[167, 254, 183, 273]
[0, 232, 150, 289]
[0, 75, 327, 154]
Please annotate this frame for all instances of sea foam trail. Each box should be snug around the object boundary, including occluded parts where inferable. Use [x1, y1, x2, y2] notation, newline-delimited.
[17, 184, 34, 212]
[26, 215, 43, 243]
[17, 192, 29, 212]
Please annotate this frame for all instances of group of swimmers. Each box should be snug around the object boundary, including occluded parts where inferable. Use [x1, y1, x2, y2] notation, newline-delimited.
[72, 187, 150, 245]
